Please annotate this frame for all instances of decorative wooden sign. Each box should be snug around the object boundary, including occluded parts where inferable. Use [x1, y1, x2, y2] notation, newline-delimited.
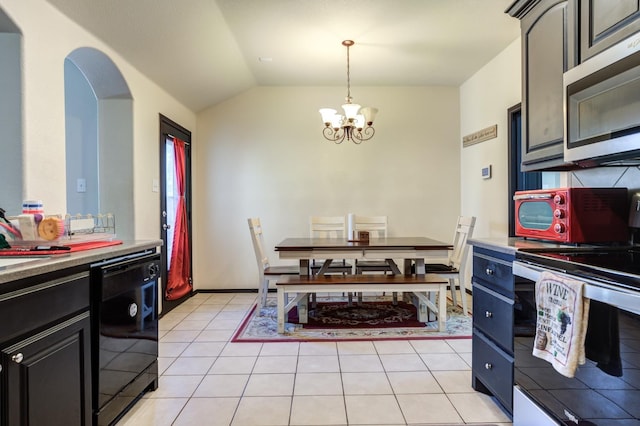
[462, 124, 497, 147]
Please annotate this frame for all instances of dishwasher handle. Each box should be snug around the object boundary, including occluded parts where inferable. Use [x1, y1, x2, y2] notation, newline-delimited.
[513, 261, 640, 316]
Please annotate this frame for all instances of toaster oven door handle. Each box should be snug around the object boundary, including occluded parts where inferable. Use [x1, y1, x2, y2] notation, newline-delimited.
[513, 261, 640, 316]
[512, 193, 553, 200]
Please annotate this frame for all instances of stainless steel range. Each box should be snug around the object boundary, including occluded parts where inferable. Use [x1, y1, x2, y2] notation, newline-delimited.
[513, 247, 640, 425]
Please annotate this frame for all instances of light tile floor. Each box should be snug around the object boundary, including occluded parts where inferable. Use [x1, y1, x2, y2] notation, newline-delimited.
[117, 292, 513, 426]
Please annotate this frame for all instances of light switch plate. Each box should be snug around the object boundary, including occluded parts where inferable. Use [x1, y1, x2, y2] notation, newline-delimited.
[481, 165, 492, 179]
[76, 178, 86, 192]
[152, 178, 160, 193]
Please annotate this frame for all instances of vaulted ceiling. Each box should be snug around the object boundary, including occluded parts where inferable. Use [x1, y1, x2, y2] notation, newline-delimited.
[46, 0, 520, 112]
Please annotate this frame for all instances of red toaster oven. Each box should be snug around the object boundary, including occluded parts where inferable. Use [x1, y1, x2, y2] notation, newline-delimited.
[513, 187, 629, 243]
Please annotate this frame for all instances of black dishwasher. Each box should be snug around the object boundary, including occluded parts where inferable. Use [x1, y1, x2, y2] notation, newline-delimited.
[90, 250, 160, 426]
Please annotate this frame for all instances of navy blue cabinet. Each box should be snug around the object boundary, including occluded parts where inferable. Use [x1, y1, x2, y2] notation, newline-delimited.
[471, 246, 516, 415]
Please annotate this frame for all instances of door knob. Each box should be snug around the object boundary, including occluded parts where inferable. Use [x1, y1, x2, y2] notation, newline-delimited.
[162, 224, 171, 230]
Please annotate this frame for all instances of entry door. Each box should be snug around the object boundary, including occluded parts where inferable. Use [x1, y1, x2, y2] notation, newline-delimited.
[159, 115, 192, 315]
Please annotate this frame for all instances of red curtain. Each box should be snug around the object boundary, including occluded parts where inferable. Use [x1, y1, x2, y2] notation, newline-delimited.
[166, 137, 192, 300]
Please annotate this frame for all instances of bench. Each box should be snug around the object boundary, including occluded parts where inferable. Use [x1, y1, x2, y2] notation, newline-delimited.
[275, 274, 448, 333]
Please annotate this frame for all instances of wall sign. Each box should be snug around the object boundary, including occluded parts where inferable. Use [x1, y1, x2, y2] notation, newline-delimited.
[463, 124, 497, 147]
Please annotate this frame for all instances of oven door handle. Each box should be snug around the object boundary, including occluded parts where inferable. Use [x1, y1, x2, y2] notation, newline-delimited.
[513, 261, 640, 315]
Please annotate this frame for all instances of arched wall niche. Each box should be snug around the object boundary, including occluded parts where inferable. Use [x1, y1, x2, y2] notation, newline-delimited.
[65, 47, 135, 239]
[0, 8, 23, 215]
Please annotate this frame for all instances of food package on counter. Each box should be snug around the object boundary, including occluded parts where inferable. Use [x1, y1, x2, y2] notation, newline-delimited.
[38, 216, 65, 241]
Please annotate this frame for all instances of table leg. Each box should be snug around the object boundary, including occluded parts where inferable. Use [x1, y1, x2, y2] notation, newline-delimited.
[299, 259, 312, 315]
[438, 283, 447, 332]
[300, 259, 310, 275]
[298, 294, 309, 323]
[277, 287, 286, 333]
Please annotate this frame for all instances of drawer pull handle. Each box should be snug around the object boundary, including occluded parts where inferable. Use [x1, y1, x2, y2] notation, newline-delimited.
[485, 311, 493, 318]
[485, 363, 492, 370]
[11, 353, 23, 364]
[485, 268, 494, 276]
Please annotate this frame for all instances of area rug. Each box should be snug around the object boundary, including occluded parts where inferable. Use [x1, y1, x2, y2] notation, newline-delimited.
[232, 295, 472, 342]
[287, 300, 427, 329]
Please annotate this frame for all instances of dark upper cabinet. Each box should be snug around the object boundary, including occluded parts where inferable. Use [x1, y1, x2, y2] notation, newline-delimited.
[508, 0, 576, 171]
[579, 0, 640, 62]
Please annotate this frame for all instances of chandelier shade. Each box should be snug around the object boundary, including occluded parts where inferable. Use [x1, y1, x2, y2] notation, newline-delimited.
[319, 40, 378, 144]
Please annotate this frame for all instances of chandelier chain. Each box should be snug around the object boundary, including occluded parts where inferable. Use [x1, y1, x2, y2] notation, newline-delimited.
[345, 43, 351, 102]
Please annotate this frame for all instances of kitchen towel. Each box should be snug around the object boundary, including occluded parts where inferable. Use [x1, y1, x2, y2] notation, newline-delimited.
[532, 271, 590, 378]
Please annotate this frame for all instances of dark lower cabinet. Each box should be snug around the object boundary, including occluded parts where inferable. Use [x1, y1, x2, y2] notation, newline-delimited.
[0, 270, 92, 426]
[2, 312, 91, 426]
[472, 330, 514, 411]
[471, 246, 516, 416]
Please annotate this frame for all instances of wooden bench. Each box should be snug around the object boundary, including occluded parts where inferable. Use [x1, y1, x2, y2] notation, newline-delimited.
[276, 274, 448, 333]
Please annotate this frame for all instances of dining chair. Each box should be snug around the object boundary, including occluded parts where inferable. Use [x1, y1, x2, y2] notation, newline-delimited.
[424, 215, 476, 315]
[247, 217, 299, 310]
[309, 216, 352, 275]
[353, 215, 399, 274]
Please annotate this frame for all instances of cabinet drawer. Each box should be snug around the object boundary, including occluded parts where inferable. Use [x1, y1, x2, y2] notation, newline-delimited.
[473, 330, 514, 412]
[0, 272, 90, 343]
[473, 283, 514, 353]
[473, 250, 514, 297]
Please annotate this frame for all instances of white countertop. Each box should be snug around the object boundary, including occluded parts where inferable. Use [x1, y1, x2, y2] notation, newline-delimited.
[0, 240, 162, 285]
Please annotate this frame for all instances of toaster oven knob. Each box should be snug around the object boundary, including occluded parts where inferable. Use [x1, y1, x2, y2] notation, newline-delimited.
[553, 194, 565, 204]
[554, 223, 566, 234]
[554, 209, 565, 219]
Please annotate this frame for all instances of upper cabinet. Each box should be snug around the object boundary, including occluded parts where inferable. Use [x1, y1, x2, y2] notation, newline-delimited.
[508, 0, 640, 171]
[579, 0, 640, 62]
[508, 0, 575, 171]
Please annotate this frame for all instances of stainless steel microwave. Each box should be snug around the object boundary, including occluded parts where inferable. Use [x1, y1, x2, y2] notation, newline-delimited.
[564, 31, 640, 167]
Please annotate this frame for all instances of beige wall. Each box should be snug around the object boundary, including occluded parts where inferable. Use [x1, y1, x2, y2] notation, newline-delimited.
[0, 0, 196, 240]
[460, 38, 522, 238]
[195, 86, 461, 290]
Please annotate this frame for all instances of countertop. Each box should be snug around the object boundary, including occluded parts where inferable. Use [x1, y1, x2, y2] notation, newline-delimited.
[0, 240, 162, 285]
[468, 237, 581, 255]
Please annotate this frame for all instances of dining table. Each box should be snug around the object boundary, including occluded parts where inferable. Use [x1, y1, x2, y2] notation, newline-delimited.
[274, 236, 452, 275]
[274, 236, 453, 329]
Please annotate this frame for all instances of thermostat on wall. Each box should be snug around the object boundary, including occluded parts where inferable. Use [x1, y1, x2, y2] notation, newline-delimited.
[481, 165, 492, 179]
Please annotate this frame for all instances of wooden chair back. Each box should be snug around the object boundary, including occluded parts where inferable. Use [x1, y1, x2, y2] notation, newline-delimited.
[248, 217, 270, 272]
[309, 216, 347, 238]
[353, 215, 388, 238]
[449, 216, 476, 270]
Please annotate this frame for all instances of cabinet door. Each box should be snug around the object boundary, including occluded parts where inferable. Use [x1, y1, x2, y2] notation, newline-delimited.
[520, 0, 572, 171]
[2, 312, 91, 426]
[580, 0, 640, 62]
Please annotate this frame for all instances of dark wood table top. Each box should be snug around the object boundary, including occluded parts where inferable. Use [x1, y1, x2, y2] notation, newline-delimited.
[275, 237, 452, 251]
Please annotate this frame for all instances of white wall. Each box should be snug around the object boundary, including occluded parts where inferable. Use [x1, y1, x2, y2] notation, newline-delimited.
[65, 59, 99, 216]
[460, 38, 522, 238]
[0, 0, 196, 240]
[195, 85, 461, 290]
[0, 33, 22, 215]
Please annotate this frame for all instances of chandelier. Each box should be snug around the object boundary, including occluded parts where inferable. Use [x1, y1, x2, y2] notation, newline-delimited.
[319, 40, 378, 144]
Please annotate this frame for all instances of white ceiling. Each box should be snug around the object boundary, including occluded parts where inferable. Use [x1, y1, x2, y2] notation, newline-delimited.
[46, 0, 520, 112]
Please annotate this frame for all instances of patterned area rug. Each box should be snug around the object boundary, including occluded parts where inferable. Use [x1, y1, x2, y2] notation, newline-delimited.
[287, 300, 426, 328]
[232, 295, 472, 342]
